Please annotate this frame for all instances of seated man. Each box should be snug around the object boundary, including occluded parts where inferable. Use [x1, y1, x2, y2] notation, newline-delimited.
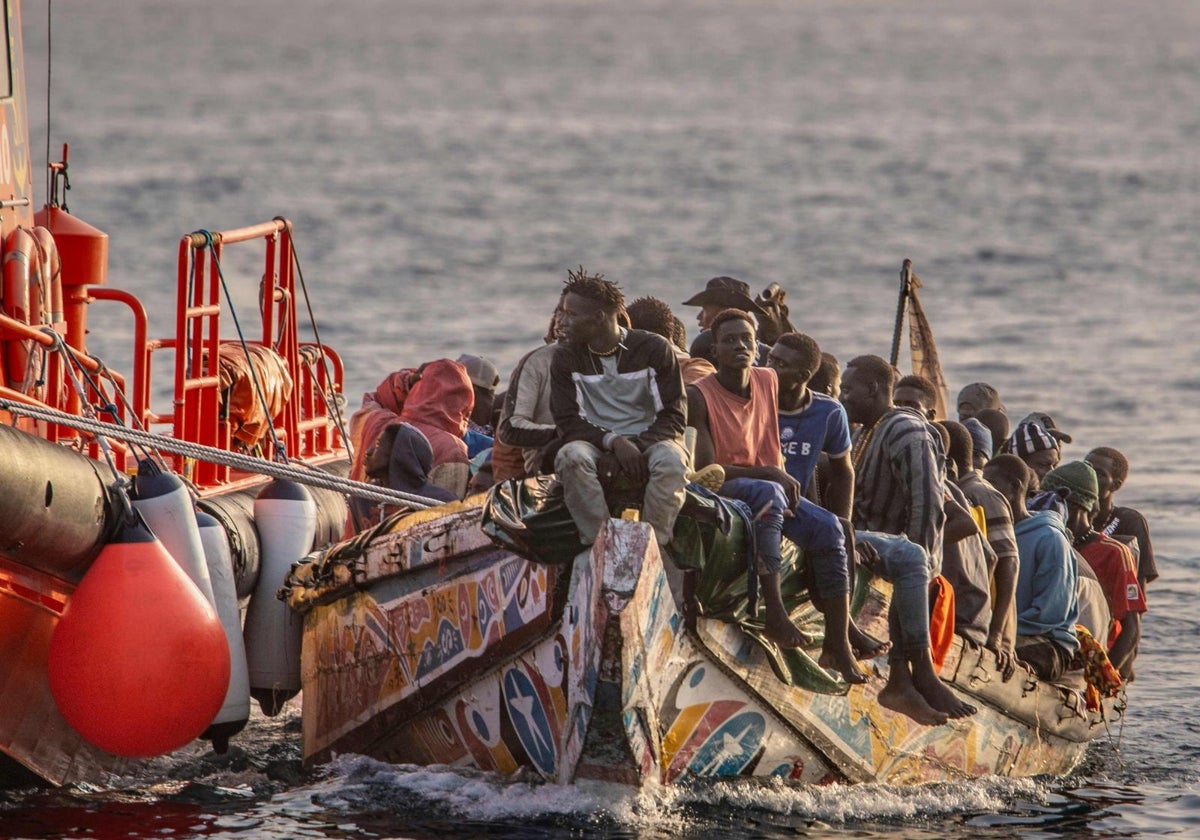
[399, 360, 475, 497]
[497, 296, 565, 479]
[351, 422, 460, 529]
[550, 268, 689, 549]
[682, 276, 772, 367]
[688, 310, 863, 683]
[890, 382, 999, 669]
[1003, 421, 1062, 484]
[983, 454, 1079, 682]
[1087, 446, 1158, 593]
[841, 354, 976, 724]
[956, 382, 1004, 422]
[768, 333, 853, 519]
[943, 420, 1017, 677]
[768, 332, 888, 661]
[962, 417, 993, 472]
[974, 408, 1009, 460]
[626, 295, 716, 386]
[349, 361, 474, 497]
[455, 353, 501, 457]
[1041, 461, 1145, 681]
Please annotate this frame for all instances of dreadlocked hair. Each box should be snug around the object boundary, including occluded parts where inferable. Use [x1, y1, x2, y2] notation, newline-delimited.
[670, 316, 689, 352]
[563, 265, 624, 314]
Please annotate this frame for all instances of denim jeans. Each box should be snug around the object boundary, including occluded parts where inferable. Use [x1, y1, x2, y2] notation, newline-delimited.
[782, 496, 850, 599]
[719, 477, 786, 575]
[719, 479, 850, 600]
[855, 530, 932, 656]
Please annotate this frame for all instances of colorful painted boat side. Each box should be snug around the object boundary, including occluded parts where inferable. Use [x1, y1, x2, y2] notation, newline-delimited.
[293, 505, 1113, 787]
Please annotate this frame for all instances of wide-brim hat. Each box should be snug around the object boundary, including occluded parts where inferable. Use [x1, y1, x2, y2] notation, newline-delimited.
[682, 276, 769, 317]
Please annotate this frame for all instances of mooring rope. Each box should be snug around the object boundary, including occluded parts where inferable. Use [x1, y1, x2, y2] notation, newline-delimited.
[282, 219, 354, 461]
[193, 229, 292, 464]
[0, 398, 441, 509]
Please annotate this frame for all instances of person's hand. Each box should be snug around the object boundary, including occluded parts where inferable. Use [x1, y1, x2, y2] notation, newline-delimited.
[762, 466, 803, 510]
[597, 451, 620, 481]
[611, 436, 648, 483]
[987, 635, 1018, 682]
[855, 539, 883, 576]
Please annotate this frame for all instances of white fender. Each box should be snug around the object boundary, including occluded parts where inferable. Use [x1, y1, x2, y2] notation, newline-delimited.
[243, 478, 316, 716]
[197, 511, 251, 752]
[130, 467, 216, 605]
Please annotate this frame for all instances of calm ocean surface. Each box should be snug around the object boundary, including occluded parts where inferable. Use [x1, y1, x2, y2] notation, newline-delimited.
[4, 0, 1199, 836]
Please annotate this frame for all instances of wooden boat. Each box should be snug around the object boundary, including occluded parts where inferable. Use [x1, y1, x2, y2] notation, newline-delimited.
[0, 0, 1117, 791]
[0, 0, 367, 786]
[290, 492, 1116, 786]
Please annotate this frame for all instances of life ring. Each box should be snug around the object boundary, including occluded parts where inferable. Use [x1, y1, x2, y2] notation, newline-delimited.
[31, 225, 63, 324]
[1, 226, 59, 395]
[2, 227, 38, 391]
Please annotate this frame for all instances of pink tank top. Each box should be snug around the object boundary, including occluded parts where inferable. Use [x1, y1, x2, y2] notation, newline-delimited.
[694, 367, 783, 468]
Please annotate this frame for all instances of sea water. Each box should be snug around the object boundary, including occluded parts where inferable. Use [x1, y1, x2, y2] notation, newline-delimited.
[3, 0, 1199, 836]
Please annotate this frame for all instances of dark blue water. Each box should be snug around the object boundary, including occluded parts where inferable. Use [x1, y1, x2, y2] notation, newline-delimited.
[4, 0, 1199, 836]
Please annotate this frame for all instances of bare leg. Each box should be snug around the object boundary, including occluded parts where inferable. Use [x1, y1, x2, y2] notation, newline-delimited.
[759, 572, 812, 648]
[910, 651, 976, 718]
[817, 594, 867, 684]
[877, 658, 948, 726]
[847, 621, 892, 660]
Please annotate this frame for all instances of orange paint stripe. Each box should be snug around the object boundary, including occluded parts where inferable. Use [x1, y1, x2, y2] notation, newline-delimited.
[659, 703, 709, 772]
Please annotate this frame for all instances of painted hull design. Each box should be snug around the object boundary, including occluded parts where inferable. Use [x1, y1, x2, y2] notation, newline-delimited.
[296, 498, 610, 781]
[295, 505, 1107, 787]
[623, 539, 1094, 785]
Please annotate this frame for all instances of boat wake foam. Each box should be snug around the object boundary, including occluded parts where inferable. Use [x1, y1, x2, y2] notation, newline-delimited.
[300, 754, 1052, 832]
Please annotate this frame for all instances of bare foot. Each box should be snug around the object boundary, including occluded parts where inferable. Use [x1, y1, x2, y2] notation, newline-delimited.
[878, 680, 949, 726]
[848, 624, 892, 660]
[914, 671, 977, 719]
[763, 614, 812, 649]
[819, 644, 868, 685]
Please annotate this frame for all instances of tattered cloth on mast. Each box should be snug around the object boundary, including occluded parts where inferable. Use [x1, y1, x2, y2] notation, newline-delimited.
[906, 273, 949, 421]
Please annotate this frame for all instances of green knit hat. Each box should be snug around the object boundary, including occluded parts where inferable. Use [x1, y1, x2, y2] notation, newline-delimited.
[1041, 461, 1099, 513]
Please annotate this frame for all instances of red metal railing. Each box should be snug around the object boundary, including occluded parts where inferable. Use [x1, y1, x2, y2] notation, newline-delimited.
[0, 218, 345, 487]
[139, 219, 345, 488]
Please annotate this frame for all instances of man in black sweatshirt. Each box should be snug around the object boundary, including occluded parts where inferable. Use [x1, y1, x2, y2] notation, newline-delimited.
[550, 268, 689, 548]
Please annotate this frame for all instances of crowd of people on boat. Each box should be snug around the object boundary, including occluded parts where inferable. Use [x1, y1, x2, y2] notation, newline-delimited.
[346, 269, 1154, 727]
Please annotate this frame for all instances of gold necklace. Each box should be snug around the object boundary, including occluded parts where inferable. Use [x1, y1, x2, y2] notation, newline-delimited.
[851, 420, 878, 472]
[589, 343, 620, 357]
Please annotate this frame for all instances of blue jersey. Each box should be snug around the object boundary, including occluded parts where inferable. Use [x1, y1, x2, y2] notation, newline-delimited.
[777, 392, 852, 492]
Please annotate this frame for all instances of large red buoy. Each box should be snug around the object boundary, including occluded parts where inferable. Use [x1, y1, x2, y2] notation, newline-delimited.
[47, 514, 231, 757]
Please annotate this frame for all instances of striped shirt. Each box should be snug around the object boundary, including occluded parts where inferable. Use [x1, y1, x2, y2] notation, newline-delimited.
[958, 470, 1019, 569]
[852, 407, 946, 564]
